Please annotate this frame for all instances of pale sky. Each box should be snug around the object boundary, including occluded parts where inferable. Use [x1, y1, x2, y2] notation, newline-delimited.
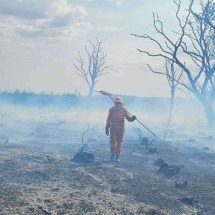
[0, 0, 202, 97]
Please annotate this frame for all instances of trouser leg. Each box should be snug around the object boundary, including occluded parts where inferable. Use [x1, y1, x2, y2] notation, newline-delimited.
[116, 132, 124, 157]
[110, 131, 117, 154]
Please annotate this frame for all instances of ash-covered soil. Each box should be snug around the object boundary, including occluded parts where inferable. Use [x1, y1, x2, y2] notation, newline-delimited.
[0, 115, 214, 215]
[0, 137, 215, 215]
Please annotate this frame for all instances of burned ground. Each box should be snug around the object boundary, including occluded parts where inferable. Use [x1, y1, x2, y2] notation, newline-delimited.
[0, 115, 215, 215]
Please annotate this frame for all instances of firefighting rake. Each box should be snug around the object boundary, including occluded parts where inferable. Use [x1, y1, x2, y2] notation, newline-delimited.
[96, 90, 159, 138]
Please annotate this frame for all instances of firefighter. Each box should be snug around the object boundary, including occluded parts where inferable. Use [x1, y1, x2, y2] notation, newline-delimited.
[105, 97, 136, 162]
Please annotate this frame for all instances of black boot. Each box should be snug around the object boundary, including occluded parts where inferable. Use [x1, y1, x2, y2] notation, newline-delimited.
[110, 154, 115, 162]
[115, 155, 120, 162]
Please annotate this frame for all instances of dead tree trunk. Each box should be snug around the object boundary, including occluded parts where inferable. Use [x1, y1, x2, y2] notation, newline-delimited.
[202, 99, 215, 127]
[148, 60, 182, 126]
[88, 82, 95, 97]
[132, 0, 215, 127]
[168, 86, 175, 125]
[74, 39, 111, 97]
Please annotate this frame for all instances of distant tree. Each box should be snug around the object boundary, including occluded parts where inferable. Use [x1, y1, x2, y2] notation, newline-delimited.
[132, 0, 215, 127]
[74, 39, 112, 97]
[148, 60, 183, 125]
[75, 89, 81, 97]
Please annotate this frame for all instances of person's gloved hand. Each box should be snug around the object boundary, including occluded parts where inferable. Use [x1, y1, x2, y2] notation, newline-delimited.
[131, 115, 137, 121]
[105, 127, 109, 136]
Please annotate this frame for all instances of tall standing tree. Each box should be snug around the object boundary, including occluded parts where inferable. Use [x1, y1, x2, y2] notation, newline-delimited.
[74, 39, 111, 97]
[132, 0, 215, 127]
[148, 60, 183, 126]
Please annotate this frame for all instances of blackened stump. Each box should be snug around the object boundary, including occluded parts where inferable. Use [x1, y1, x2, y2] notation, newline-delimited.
[174, 181, 188, 189]
[140, 137, 149, 146]
[180, 197, 195, 205]
[72, 152, 95, 163]
[148, 147, 157, 154]
[154, 158, 165, 167]
[158, 163, 181, 177]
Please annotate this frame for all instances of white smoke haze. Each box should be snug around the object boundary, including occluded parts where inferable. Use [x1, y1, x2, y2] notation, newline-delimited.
[1, 96, 213, 149]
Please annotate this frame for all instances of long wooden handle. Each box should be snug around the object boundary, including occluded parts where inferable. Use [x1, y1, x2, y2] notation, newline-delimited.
[125, 108, 159, 138]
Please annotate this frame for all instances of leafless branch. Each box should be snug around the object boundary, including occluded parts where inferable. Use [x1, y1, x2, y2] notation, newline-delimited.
[74, 39, 112, 96]
[132, 0, 215, 125]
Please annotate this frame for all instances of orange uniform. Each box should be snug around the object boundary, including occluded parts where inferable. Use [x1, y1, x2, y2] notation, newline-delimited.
[106, 106, 134, 156]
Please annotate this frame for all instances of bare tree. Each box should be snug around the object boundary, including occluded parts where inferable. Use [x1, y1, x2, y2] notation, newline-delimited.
[74, 39, 111, 97]
[148, 60, 182, 125]
[193, 1, 215, 30]
[132, 0, 215, 127]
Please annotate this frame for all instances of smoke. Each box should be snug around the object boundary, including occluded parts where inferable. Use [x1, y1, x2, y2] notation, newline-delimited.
[0, 94, 214, 154]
